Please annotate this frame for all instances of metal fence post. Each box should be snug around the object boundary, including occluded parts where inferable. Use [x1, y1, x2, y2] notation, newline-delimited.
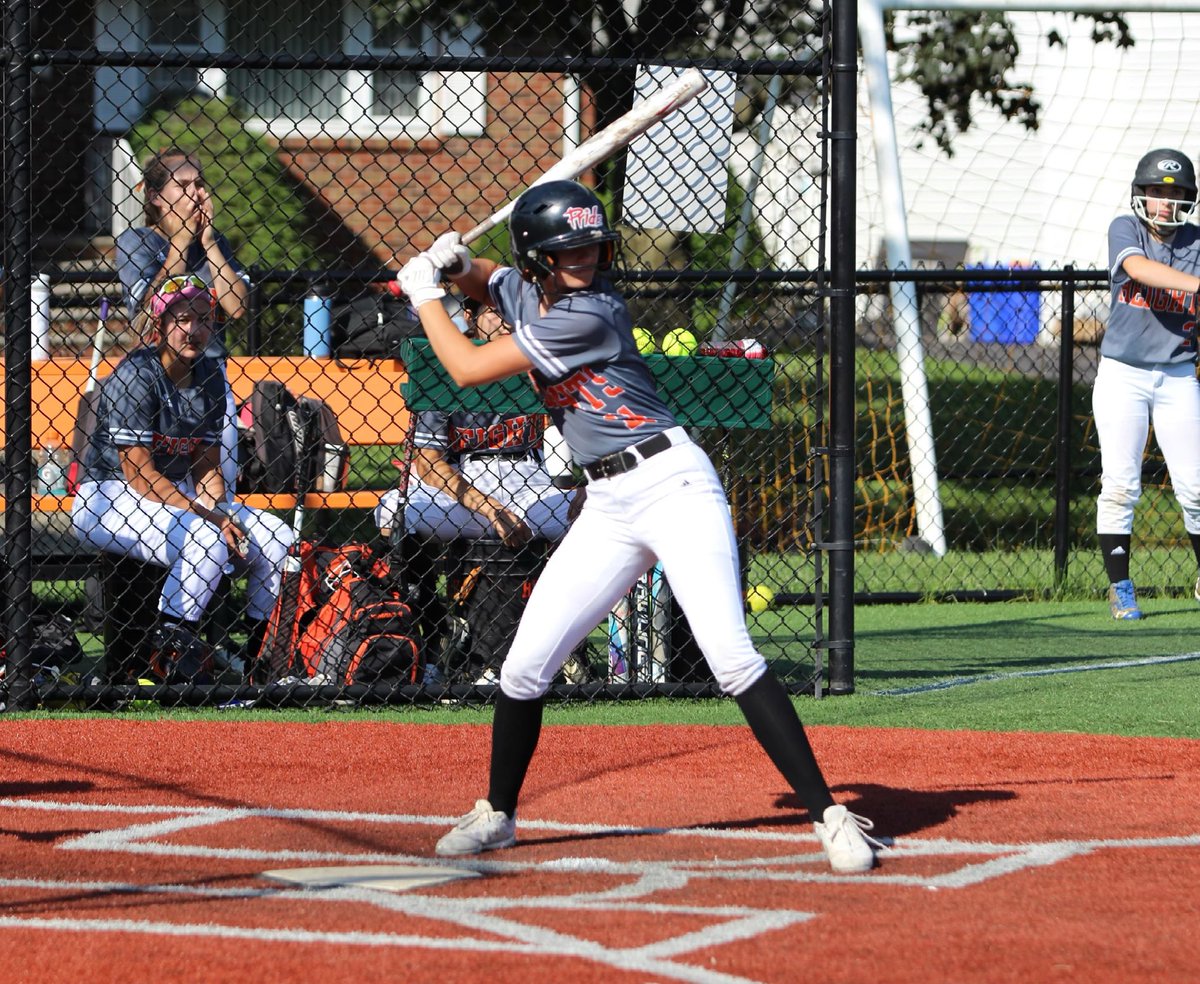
[2, 0, 38, 710]
[827, 0, 857, 694]
[1053, 267, 1077, 589]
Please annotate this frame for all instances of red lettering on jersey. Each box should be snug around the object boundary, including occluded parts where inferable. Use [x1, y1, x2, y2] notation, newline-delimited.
[1119, 281, 1150, 309]
[603, 406, 655, 430]
[151, 434, 203, 455]
[1182, 319, 1197, 352]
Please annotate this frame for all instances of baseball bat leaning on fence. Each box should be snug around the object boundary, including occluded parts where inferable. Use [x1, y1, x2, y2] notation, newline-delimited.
[460, 68, 707, 246]
[67, 297, 110, 494]
[259, 405, 316, 681]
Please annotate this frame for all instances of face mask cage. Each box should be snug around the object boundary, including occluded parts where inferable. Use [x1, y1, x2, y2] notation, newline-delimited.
[1132, 188, 1197, 228]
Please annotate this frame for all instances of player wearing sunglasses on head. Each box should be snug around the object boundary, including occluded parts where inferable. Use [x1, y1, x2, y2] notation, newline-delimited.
[71, 277, 292, 683]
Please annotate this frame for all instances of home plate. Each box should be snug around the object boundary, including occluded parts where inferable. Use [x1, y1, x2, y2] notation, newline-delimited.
[262, 864, 481, 893]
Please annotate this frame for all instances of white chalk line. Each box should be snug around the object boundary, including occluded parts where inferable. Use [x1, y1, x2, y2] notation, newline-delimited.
[1, 797, 1197, 984]
[871, 651, 1200, 696]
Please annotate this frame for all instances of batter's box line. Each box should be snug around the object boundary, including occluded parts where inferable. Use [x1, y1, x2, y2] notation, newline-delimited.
[4, 797, 1198, 892]
[0, 876, 812, 984]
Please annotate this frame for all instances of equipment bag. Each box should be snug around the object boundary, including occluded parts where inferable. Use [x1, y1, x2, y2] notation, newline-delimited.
[260, 541, 378, 679]
[444, 541, 545, 681]
[299, 395, 349, 493]
[0, 613, 87, 698]
[236, 380, 309, 494]
[236, 382, 348, 494]
[333, 290, 422, 360]
[296, 548, 420, 685]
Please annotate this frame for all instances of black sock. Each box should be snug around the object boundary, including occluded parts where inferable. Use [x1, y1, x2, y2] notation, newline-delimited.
[735, 670, 835, 820]
[1189, 534, 1200, 572]
[1098, 534, 1132, 583]
[487, 690, 544, 817]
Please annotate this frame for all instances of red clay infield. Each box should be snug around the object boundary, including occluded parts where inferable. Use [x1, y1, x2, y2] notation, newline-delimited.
[1, 721, 1197, 983]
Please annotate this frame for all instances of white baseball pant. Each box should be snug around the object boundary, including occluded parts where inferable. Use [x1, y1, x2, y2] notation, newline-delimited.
[72, 479, 292, 622]
[1093, 355, 1200, 535]
[375, 456, 574, 541]
[498, 429, 767, 700]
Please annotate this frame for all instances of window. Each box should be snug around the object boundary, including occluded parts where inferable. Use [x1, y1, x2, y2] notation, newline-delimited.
[225, 0, 485, 139]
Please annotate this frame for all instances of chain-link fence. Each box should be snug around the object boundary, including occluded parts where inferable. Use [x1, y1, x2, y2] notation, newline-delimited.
[855, 265, 1200, 606]
[2, 1, 845, 710]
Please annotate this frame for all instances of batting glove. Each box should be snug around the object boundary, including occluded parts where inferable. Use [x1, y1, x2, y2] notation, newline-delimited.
[425, 231, 472, 278]
[397, 254, 446, 310]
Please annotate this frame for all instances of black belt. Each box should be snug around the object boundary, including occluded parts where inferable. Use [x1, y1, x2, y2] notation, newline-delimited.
[583, 431, 674, 481]
[463, 451, 542, 466]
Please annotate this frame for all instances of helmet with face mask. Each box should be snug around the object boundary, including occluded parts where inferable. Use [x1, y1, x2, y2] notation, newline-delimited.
[1131, 148, 1198, 230]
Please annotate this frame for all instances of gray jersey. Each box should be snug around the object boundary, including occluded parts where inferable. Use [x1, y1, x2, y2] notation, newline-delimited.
[413, 408, 544, 462]
[83, 346, 225, 485]
[489, 267, 677, 464]
[1105, 214, 1200, 366]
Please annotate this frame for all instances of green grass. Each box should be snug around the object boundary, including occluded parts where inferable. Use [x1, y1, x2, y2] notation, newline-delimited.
[23, 599, 1200, 741]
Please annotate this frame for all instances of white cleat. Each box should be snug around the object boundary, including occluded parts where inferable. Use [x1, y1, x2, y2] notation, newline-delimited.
[813, 804, 883, 873]
[436, 799, 517, 856]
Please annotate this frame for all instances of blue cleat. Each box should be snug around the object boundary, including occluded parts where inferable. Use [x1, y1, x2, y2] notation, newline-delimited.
[1108, 578, 1143, 620]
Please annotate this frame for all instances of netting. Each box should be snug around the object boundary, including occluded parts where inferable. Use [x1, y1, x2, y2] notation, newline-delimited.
[851, 7, 1200, 598]
[1, 1, 837, 709]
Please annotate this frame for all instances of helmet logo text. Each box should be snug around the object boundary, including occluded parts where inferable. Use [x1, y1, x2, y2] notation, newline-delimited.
[563, 205, 603, 230]
[1159, 159, 1183, 173]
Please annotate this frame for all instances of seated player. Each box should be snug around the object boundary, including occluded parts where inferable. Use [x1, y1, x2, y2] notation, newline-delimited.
[71, 276, 292, 681]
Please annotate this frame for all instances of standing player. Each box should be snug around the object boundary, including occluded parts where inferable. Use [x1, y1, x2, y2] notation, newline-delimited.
[1095, 148, 1200, 619]
[397, 180, 881, 873]
[71, 276, 292, 680]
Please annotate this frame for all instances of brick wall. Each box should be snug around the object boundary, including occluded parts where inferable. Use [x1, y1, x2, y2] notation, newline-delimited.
[275, 73, 596, 267]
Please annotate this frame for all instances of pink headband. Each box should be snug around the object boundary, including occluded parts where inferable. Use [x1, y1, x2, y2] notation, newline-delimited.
[150, 276, 215, 318]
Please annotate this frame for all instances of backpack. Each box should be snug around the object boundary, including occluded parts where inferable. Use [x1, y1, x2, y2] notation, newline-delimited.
[333, 290, 422, 360]
[236, 381, 348, 494]
[260, 541, 420, 686]
[297, 554, 420, 685]
[0, 613, 87, 700]
[442, 541, 545, 682]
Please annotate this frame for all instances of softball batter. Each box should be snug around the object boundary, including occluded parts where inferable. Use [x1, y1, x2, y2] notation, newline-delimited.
[1096, 148, 1200, 620]
[398, 180, 880, 873]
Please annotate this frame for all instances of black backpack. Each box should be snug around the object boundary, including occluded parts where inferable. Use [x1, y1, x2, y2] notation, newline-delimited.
[333, 290, 422, 360]
[236, 381, 347, 494]
[237, 380, 308, 494]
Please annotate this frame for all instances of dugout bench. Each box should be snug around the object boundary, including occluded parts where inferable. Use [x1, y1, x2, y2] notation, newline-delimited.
[1, 355, 410, 680]
[5, 343, 774, 689]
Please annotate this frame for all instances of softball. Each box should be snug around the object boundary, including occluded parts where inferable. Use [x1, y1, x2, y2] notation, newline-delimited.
[632, 326, 656, 355]
[662, 328, 698, 357]
[746, 585, 775, 614]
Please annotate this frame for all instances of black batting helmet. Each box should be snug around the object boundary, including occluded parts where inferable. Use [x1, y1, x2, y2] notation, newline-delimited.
[1131, 148, 1198, 229]
[509, 180, 621, 282]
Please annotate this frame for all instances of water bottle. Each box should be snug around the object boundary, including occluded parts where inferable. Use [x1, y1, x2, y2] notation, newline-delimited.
[37, 432, 68, 495]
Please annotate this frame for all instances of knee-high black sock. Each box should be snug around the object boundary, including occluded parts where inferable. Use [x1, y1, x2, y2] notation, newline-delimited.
[487, 690, 544, 817]
[1099, 534, 1132, 583]
[735, 670, 835, 820]
[1189, 533, 1200, 571]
